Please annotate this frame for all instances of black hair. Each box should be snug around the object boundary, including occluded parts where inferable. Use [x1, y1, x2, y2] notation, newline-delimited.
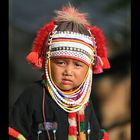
[55, 21, 91, 36]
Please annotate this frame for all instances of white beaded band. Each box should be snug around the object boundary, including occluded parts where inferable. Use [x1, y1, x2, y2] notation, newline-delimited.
[46, 31, 96, 66]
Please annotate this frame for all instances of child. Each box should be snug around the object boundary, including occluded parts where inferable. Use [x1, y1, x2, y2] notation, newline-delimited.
[9, 5, 110, 140]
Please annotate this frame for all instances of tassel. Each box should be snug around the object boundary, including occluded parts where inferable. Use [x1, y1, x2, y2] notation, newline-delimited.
[93, 66, 103, 74]
[68, 113, 77, 140]
[8, 127, 26, 140]
[26, 52, 42, 69]
[102, 132, 109, 140]
[68, 136, 77, 140]
[92, 56, 103, 74]
[77, 107, 86, 140]
[93, 55, 111, 74]
[101, 57, 111, 69]
[78, 132, 86, 140]
[101, 129, 109, 140]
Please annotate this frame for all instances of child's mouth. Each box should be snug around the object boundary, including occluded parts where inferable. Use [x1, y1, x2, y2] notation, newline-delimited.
[61, 79, 73, 85]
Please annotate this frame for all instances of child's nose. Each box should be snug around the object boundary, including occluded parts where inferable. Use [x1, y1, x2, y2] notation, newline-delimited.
[63, 64, 73, 76]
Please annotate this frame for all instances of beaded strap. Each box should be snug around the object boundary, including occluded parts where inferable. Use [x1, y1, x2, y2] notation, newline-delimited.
[45, 58, 92, 112]
[78, 107, 86, 140]
[68, 113, 77, 140]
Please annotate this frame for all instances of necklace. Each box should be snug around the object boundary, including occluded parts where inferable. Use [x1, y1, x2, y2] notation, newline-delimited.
[45, 58, 93, 112]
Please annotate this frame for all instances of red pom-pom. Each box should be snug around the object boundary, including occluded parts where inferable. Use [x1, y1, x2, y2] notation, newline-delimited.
[26, 52, 42, 69]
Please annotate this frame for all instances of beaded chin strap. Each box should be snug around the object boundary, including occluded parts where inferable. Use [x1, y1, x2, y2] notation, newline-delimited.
[45, 57, 93, 113]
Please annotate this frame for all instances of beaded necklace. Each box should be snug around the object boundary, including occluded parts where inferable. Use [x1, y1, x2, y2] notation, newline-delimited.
[45, 58, 92, 113]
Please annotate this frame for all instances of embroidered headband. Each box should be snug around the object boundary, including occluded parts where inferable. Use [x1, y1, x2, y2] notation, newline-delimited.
[26, 5, 110, 74]
[46, 30, 96, 66]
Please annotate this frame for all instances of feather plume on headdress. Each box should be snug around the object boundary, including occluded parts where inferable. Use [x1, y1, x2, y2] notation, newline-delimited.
[54, 4, 90, 26]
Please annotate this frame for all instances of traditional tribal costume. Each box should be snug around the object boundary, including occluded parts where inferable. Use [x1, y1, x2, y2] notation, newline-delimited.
[9, 5, 110, 140]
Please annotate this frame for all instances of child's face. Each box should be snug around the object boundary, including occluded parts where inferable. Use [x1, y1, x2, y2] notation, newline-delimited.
[50, 58, 88, 92]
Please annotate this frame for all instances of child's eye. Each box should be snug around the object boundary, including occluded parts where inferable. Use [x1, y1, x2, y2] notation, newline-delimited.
[55, 61, 65, 65]
[75, 63, 82, 67]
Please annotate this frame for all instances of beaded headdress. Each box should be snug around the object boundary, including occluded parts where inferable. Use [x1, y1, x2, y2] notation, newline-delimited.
[26, 5, 110, 74]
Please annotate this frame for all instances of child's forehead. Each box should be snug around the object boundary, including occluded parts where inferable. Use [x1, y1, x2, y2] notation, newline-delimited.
[51, 57, 85, 63]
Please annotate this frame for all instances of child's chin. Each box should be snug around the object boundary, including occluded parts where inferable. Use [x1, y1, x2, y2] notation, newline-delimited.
[60, 88, 73, 92]
[59, 86, 79, 92]
[59, 87, 74, 92]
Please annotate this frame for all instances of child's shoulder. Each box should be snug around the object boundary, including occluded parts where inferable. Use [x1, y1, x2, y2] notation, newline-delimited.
[22, 80, 42, 93]
[25, 80, 43, 90]
[15, 80, 43, 103]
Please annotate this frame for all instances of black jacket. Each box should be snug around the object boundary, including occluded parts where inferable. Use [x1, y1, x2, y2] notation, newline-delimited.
[9, 81, 102, 140]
